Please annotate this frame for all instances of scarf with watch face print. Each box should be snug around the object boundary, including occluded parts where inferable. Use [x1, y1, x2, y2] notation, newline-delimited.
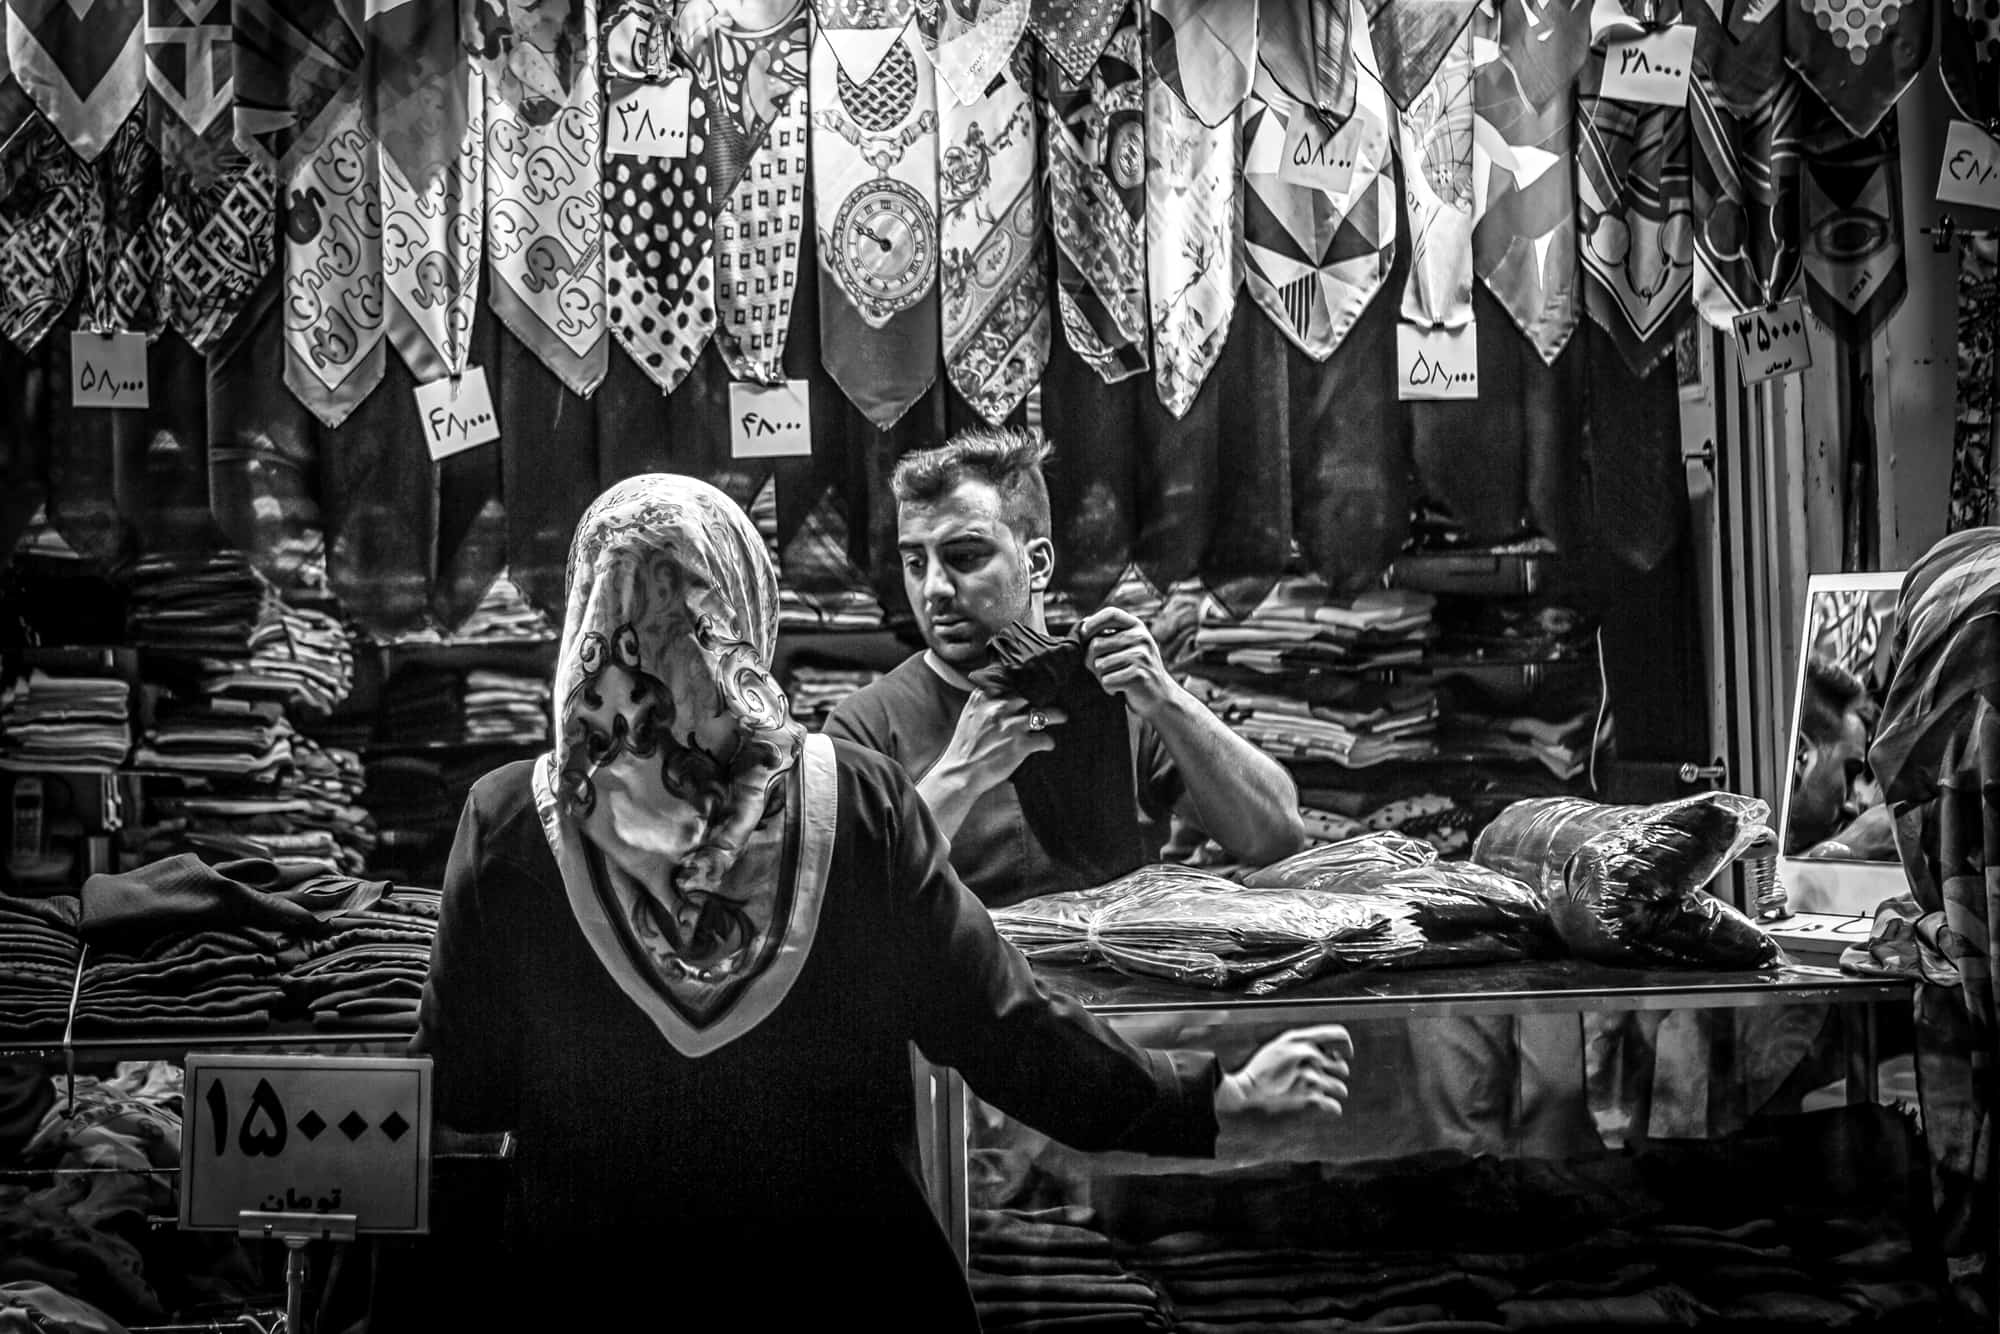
[533, 473, 836, 1058]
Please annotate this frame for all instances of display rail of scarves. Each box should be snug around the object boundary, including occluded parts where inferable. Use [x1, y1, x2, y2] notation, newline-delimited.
[0, 0, 1924, 634]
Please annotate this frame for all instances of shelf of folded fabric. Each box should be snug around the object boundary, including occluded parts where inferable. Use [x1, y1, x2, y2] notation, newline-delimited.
[0, 1030, 416, 1061]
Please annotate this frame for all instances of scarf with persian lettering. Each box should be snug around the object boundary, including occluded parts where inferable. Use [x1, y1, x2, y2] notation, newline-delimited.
[1260, 0, 1354, 125]
[1798, 97, 1904, 346]
[810, 18, 939, 427]
[1949, 233, 1998, 534]
[939, 45, 1047, 423]
[6, 0, 145, 160]
[1367, 0, 1479, 110]
[1031, 0, 1125, 84]
[1148, 0, 1256, 126]
[699, 0, 810, 386]
[600, 0, 713, 392]
[923, 0, 1029, 108]
[1397, 20, 1474, 331]
[1784, 0, 1928, 140]
[469, 0, 608, 397]
[1575, 7, 1689, 375]
[373, 0, 481, 381]
[0, 115, 86, 350]
[1471, 0, 1576, 364]
[1042, 5, 1146, 382]
[1242, 0, 1394, 360]
[1943, 0, 2000, 124]
[1689, 62, 1802, 326]
[1146, 0, 1241, 416]
[145, 0, 274, 353]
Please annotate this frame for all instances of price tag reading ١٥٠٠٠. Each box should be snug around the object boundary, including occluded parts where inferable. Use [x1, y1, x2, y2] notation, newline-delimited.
[179, 1054, 433, 1234]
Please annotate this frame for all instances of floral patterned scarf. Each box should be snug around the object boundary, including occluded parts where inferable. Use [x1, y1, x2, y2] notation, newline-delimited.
[532, 474, 836, 1057]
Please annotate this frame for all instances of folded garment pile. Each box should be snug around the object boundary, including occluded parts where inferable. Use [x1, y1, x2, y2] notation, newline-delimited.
[970, 1207, 1171, 1333]
[139, 735, 374, 874]
[0, 895, 81, 1040]
[751, 483, 885, 631]
[0, 671, 131, 767]
[1183, 579, 1437, 675]
[68, 855, 432, 1036]
[991, 865, 1422, 994]
[378, 667, 550, 747]
[463, 670, 552, 745]
[200, 599, 356, 715]
[122, 552, 265, 663]
[1183, 673, 1439, 769]
[451, 571, 558, 642]
[132, 698, 295, 783]
[1432, 679, 1611, 783]
[785, 666, 883, 728]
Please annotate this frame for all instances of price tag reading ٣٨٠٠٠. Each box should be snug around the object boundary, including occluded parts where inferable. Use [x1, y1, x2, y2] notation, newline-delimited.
[179, 1054, 433, 1233]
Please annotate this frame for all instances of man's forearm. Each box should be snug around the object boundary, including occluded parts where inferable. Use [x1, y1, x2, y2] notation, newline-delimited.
[915, 760, 985, 841]
[1147, 688, 1304, 864]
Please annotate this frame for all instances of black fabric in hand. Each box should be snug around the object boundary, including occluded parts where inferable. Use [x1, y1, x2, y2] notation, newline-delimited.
[970, 622, 1104, 710]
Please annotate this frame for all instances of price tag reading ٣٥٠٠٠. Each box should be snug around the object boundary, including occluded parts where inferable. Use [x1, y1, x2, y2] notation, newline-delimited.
[179, 1054, 433, 1233]
[1733, 298, 1813, 386]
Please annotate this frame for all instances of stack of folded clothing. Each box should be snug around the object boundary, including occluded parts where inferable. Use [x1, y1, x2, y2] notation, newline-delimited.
[1182, 673, 1439, 768]
[1432, 678, 1611, 782]
[201, 599, 356, 715]
[0, 671, 132, 767]
[969, 1207, 1171, 1333]
[990, 864, 1423, 993]
[1183, 578, 1436, 675]
[132, 698, 296, 784]
[140, 737, 374, 874]
[122, 552, 266, 664]
[785, 666, 883, 727]
[0, 895, 81, 1040]
[450, 571, 558, 642]
[754, 484, 885, 631]
[280, 886, 438, 1031]
[463, 670, 551, 745]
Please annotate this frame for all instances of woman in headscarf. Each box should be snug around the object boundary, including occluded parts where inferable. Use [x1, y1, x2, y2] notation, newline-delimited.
[1870, 526, 2000, 1324]
[404, 475, 1355, 1327]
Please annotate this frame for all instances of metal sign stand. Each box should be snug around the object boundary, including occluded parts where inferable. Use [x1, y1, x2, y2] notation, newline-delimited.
[236, 1211, 358, 1334]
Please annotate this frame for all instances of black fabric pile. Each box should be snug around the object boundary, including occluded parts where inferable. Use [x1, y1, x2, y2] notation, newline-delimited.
[0, 895, 81, 1041]
[970, 1207, 1172, 1332]
[970, 622, 1098, 710]
[132, 697, 295, 784]
[120, 552, 265, 663]
[281, 887, 439, 1032]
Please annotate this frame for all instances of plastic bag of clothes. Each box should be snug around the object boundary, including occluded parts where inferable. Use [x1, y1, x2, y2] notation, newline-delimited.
[1473, 794, 1781, 969]
[991, 864, 1423, 993]
[1247, 835, 1553, 960]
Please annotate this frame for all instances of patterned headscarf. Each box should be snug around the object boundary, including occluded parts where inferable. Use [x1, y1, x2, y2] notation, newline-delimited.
[534, 474, 835, 1056]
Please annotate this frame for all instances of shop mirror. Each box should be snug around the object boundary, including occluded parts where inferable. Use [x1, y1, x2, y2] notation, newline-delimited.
[1776, 572, 1908, 916]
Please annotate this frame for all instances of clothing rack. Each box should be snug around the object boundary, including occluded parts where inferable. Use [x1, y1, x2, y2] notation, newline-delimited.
[1923, 213, 2000, 252]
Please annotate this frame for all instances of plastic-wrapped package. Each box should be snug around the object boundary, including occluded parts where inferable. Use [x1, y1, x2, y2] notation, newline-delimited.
[1474, 793, 1782, 969]
[1470, 793, 1769, 902]
[990, 864, 1423, 994]
[1241, 832, 1438, 889]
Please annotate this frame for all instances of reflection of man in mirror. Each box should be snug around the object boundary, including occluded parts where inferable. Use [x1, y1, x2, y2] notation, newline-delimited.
[1788, 659, 1894, 858]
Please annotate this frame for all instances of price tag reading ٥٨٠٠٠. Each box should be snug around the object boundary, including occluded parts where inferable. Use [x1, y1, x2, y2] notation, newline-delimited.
[1397, 321, 1480, 400]
[179, 1054, 433, 1234]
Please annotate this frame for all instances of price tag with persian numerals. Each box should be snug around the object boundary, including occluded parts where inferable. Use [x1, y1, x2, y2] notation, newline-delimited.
[1732, 298, 1813, 385]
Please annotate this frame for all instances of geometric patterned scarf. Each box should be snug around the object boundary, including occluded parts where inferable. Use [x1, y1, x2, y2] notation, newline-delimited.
[1396, 19, 1475, 330]
[1242, 0, 1395, 361]
[5, 0, 146, 161]
[81, 110, 160, 336]
[1689, 64, 1803, 327]
[1799, 96, 1905, 346]
[1032, 0, 1127, 85]
[470, 0, 609, 397]
[1042, 3, 1148, 383]
[0, 116, 88, 351]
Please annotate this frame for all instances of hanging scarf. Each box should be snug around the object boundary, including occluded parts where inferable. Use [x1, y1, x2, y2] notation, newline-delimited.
[922, 0, 1030, 108]
[1147, 0, 1257, 126]
[697, 0, 812, 385]
[146, 0, 275, 354]
[1471, 0, 1576, 365]
[379, 56, 483, 382]
[1575, 43, 1691, 376]
[1951, 237, 1999, 535]
[939, 43, 1048, 424]
[1397, 19, 1474, 330]
[82, 110, 161, 335]
[1942, 0, 2000, 125]
[1042, 4, 1148, 384]
[471, 0, 609, 397]
[1798, 98, 1904, 346]
[1689, 69, 1802, 327]
[0, 116, 87, 350]
[230, 0, 363, 177]
[6, 0, 145, 161]
[1784, 0, 1928, 140]
[1367, 0, 1480, 110]
[1031, 0, 1126, 84]
[810, 18, 940, 428]
[1260, 0, 1355, 124]
[1242, 0, 1395, 361]
[533, 474, 833, 1059]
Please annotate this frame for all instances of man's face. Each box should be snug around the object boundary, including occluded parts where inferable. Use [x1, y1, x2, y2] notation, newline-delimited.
[1789, 707, 1872, 853]
[897, 480, 1050, 670]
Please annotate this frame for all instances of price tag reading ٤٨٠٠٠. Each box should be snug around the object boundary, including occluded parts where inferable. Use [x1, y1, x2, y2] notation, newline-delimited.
[730, 379, 813, 458]
[1937, 120, 2000, 211]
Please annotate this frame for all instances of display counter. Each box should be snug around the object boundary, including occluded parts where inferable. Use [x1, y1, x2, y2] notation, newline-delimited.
[921, 959, 1939, 1331]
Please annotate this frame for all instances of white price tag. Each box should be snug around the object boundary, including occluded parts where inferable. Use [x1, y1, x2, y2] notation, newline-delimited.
[1936, 120, 2000, 210]
[1732, 297, 1813, 385]
[70, 331, 149, 409]
[1600, 26, 1695, 107]
[1277, 112, 1377, 195]
[608, 78, 691, 159]
[1397, 321, 1480, 400]
[415, 367, 500, 461]
[730, 379, 813, 458]
[180, 1055, 433, 1233]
